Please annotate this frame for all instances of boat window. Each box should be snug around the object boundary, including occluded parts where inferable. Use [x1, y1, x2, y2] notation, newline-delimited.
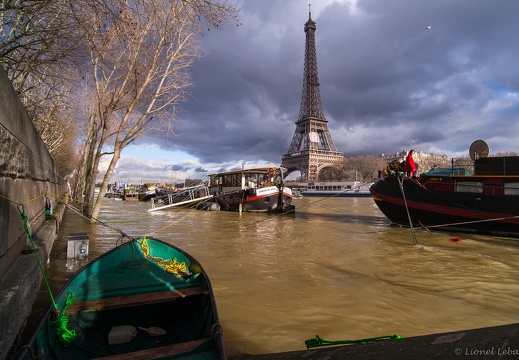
[246, 174, 258, 188]
[455, 181, 483, 193]
[504, 183, 519, 195]
[221, 174, 241, 187]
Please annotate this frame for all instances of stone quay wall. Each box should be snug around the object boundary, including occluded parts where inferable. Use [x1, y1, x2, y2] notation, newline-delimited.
[0, 66, 67, 360]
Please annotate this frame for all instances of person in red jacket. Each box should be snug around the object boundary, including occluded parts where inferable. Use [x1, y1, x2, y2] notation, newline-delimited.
[404, 149, 417, 177]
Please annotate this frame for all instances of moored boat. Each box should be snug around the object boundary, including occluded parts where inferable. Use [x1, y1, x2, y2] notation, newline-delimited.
[147, 184, 214, 212]
[298, 181, 373, 197]
[15, 237, 225, 360]
[370, 141, 519, 238]
[207, 167, 294, 213]
[292, 189, 304, 199]
[138, 183, 158, 201]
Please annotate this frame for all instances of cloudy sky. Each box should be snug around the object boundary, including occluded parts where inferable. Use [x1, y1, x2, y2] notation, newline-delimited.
[106, 0, 519, 184]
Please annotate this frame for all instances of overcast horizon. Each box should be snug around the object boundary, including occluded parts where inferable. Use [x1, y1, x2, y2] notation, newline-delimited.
[102, 0, 519, 184]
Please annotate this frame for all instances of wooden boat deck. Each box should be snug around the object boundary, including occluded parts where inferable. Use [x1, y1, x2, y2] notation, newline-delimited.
[67, 286, 207, 313]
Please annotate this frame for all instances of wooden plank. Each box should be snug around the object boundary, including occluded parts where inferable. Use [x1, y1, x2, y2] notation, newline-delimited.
[67, 286, 206, 313]
[96, 338, 210, 360]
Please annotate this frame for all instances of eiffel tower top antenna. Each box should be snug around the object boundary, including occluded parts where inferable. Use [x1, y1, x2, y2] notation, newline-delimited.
[298, 3, 326, 123]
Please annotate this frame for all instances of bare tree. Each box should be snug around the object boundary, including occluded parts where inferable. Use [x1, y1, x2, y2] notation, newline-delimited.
[71, 0, 240, 218]
[318, 167, 344, 181]
[344, 155, 387, 181]
[0, 1, 80, 91]
[26, 65, 83, 175]
[1, 0, 84, 174]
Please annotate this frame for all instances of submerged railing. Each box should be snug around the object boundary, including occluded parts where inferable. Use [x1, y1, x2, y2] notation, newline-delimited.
[147, 184, 214, 212]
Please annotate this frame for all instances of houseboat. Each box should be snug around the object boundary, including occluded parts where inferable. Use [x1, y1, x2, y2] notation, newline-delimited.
[207, 167, 294, 213]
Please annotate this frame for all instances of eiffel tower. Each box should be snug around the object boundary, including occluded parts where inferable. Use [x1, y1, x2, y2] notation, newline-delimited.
[281, 8, 344, 183]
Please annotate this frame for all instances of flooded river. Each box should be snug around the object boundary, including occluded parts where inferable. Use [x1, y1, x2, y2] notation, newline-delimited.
[25, 196, 519, 357]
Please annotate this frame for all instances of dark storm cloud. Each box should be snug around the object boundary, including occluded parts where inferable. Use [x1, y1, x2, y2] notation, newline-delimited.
[165, 164, 209, 173]
[171, 165, 186, 171]
[149, 0, 519, 163]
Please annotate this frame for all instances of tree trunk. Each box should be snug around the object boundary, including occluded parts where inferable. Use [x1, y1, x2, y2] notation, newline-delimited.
[73, 149, 89, 202]
[91, 147, 122, 220]
[82, 120, 101, 215]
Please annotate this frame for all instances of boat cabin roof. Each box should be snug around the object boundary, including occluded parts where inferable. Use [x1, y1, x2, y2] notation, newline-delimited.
[420, 167, 519, 181]
[421, 168, 472, 178]
[207, 167, 286, 178]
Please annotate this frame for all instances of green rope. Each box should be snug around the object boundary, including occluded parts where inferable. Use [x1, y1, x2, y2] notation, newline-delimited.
[20, 211, 58, 311]
[20, 211, 77, 346]
[50, 293, 77, 346]
[305, 334, 404, 349]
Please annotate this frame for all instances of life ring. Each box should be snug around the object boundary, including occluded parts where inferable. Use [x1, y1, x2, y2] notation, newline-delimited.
[267, 167, 276, 179]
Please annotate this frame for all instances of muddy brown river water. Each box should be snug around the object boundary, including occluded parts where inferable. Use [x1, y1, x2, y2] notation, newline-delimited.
[23, 196, 519, 357]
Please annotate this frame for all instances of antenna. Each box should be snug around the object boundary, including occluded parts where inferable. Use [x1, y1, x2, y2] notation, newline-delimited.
[469, 140, 490, 160]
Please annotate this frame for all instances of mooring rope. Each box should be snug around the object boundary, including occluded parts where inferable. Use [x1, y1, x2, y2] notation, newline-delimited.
[253, 181, 374, 223]
[145, 200, 203, 237]
[19, 209, 58, 311]
[305, 334, 404, 349]
[140, 237, 188, 277]
[19, 209, 77, 346]
[397, 176, 419, 246]
[50, 293, 77, 346]
[0, 192, 45, 206]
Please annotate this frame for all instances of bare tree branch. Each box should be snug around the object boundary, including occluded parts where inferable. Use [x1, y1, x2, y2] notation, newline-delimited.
[70, 0, 241, 218]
